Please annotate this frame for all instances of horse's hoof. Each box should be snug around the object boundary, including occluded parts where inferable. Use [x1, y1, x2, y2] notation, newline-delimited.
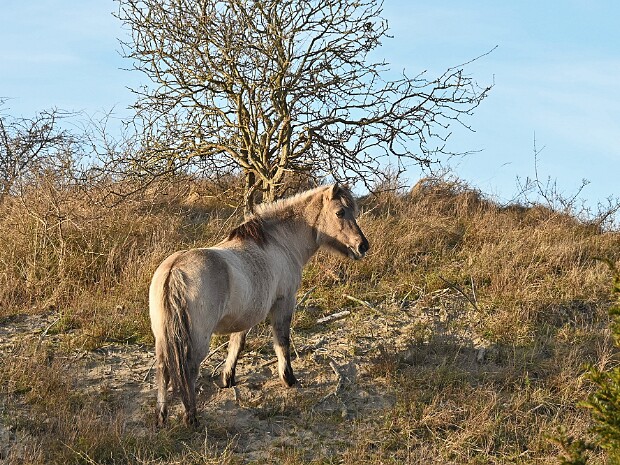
[281, 370, 298, 388]
[221, 371, 236, 388]
[156, 409, 168, 428]
[184, 413, 200, 429]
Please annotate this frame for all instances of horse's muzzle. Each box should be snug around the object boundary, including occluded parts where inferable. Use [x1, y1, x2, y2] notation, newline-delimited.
[351, 237, 370, 259]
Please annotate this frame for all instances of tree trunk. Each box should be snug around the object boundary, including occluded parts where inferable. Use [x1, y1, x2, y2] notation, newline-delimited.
[262, 179, 275, 204]
[244, 170, 257, 216]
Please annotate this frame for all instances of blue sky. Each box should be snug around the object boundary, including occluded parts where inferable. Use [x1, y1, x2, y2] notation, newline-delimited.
[1, 1, 619, 208]
[382, 1, 620, 208]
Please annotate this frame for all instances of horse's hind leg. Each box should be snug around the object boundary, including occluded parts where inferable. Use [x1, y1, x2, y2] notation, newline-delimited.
[221, 330, 247, 388]
[270, 297, 297, 387]
[155, 340, 169, 427]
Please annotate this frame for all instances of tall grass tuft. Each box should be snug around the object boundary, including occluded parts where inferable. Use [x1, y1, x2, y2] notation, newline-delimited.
[558, 260, 620, 464]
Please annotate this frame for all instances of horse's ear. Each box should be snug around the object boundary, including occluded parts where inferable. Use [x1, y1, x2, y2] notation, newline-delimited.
[329, 183, 341, 200]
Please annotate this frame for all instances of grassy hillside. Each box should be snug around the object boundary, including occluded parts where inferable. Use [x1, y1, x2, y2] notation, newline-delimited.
[0, 176, 618, 464]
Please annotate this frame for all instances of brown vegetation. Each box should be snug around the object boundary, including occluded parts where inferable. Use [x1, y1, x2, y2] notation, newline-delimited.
[0, 175, 618, 463]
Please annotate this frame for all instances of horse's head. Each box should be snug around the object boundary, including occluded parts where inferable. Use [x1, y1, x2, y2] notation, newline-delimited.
[316, 184, 369, 260]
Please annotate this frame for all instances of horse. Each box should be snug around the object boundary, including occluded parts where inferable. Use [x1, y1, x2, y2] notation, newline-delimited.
[149, 184, 369, 426]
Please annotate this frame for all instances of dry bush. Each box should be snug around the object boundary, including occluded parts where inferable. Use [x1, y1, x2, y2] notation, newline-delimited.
[0, 173, 243, 347]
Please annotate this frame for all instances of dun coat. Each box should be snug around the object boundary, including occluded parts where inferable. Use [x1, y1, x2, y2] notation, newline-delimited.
[149, 184, 369, 426]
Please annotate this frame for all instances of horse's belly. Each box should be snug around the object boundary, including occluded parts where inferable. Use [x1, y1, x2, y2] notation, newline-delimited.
[212, 305, 269, 334]
[212, 287, 273, 334]
[213, 314, 252, 334]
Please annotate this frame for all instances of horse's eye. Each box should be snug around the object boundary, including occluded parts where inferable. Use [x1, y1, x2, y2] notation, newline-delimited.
[336, 209, 345, 218]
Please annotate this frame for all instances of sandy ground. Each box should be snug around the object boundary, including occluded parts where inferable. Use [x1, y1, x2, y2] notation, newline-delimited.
[0, 290, 490, 462]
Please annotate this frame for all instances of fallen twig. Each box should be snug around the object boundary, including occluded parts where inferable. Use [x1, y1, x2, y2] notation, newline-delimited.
[328, 358, 345, 393]
[260, 359, 278, 368]
[202, 340, 229, 364]
[316, 310, 351, 324]
[210, 359, 226, 377]
[438, 275, 480, 311]
[38, 316, 61, 341]
[343, 294, 373, 309]
[318, 356, 349, 409]
[295, 286, 316, 310]
[143, 359, 156, 382]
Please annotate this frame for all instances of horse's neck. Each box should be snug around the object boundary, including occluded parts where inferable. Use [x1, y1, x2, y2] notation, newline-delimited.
[267, 215, 319, 267]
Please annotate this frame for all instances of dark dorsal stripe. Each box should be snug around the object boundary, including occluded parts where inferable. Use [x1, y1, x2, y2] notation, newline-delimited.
[227, 217, 267, 246]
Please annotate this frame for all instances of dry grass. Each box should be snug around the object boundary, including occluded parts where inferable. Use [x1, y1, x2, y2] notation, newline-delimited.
[0, 175, 617, 463]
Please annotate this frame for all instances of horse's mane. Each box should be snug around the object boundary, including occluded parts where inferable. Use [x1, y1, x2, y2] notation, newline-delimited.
[254, 184, 356, 216]
[227, 184, 356, 246]
[227, 217, 267, 246]
[253, 185, 328, 217]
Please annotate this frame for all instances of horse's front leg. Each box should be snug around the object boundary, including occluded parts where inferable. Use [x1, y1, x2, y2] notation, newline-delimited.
[221, 330, 247, 387]
[270, 296, 297, 387]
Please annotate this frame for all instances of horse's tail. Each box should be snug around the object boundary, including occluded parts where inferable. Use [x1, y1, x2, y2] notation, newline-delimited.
[154, 263, 194, 410]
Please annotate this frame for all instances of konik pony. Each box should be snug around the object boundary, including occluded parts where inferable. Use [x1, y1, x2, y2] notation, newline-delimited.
[149, 184, 369, 426]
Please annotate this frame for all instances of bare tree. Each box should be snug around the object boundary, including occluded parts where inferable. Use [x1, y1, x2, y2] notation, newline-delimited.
[0, 103, 70, 204]
[117, 0, 492, 210]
